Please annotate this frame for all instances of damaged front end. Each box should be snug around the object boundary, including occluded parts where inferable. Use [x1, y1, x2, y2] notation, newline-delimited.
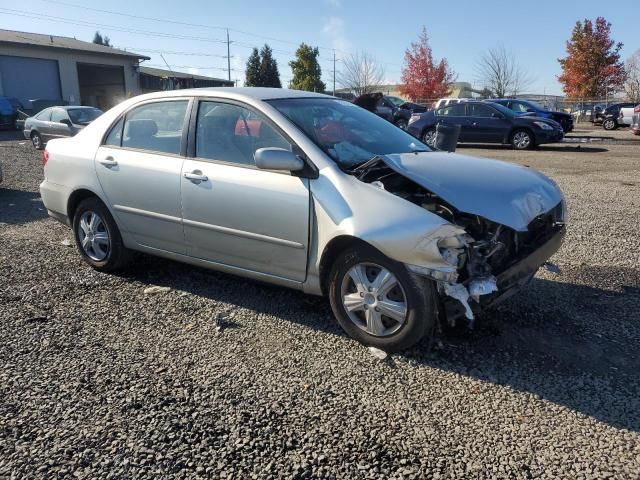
[351, 156, 566, 328]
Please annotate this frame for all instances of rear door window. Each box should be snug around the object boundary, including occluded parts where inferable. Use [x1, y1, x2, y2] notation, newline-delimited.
[50, 109, 69, 123]
[35, 108, 51, 121]
[468, 104, 496, 117]
[438, 103, 466, 116]
[121, 100, 189, 155]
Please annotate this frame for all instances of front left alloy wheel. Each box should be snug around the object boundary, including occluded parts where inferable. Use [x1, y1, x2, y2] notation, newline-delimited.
[328, 244, 436, 352]
[72, 197, 131, 271]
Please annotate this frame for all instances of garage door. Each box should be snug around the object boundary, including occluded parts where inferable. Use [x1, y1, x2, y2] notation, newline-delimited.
[0, 55, 62, 107]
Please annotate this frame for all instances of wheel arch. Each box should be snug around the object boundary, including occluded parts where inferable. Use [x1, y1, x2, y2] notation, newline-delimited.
[318, 235, 377, 295]
[67, 188, 107, 222]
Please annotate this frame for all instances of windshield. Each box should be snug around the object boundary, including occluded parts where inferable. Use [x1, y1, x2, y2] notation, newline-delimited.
[386, 96, 406, 107]
[267, 98, 431, 168]
[68, 108, 103, 125]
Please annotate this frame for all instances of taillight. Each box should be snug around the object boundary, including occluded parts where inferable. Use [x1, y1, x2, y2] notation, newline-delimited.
[41, 149, 49, 166]
[635, 105, 640, 113]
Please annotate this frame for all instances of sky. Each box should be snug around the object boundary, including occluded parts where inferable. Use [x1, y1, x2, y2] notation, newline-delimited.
[1, 0, 638, 95]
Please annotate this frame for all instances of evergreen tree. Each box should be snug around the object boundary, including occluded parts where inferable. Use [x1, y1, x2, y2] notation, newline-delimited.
[245, 48, 262, 87]
[289, 43, 325, 92]
[92, 31, 111, 47]
[259, 45, 282, 88]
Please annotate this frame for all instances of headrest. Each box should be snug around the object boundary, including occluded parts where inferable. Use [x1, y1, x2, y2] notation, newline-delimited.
[125, 119, 158, 139]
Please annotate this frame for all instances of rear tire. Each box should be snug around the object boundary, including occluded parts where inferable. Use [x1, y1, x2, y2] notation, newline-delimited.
[72, 197, 131, 272]
[327, 244, 436, 352]
[602, 118, 617, 130]
[31, 131, 43, 150]
[511, 129, 534, 150]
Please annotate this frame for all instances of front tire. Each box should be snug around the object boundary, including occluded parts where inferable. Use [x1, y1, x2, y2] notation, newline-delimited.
[327, 244, 436, 352]
[511, 129, 534, 150]
[422, 127, 436, 147]
[602, 118, 617, 130]
[72, 197, 131, 272]
[395, 118, 408, 130]
[31, 131, 43, 150]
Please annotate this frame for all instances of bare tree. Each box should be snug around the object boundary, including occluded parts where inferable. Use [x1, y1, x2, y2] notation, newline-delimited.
[337, 52, 386, 96]
[475, 46, 531, 97]
[624, 50, 640, 102]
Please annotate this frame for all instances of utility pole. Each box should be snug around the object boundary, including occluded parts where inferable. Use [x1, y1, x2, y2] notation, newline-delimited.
[226, 29, 231, 82]
[333, 50, 336, 96]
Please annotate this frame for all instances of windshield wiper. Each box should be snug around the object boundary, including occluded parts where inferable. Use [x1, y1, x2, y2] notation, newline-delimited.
[346, 155, 385, 174]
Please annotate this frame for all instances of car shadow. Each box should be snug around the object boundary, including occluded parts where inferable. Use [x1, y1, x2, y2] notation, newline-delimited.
[0, 188, 48, 224]
[402, 266, 640, 432]
[115, 255, 640, 432]
[114, 254, 343, 337]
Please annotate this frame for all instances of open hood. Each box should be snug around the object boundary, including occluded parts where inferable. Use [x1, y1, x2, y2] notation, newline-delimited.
[382, 152, 564, 231]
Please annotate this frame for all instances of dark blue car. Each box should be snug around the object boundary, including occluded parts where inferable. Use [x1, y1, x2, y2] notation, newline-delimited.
[488, 99, 573, 133]
[0, 96, 23, 130]
[407, 100, 564, 150]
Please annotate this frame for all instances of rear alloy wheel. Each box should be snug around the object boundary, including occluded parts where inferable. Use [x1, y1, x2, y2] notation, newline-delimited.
[328, 245, 436, 352]
[511, 130, 533, 150]
[422, 128, 437, 147]
[602, 118, 617, 130]
[72, 197, 131, 271]
[31, 132, 43, 150]
[395, 118, 408, 130]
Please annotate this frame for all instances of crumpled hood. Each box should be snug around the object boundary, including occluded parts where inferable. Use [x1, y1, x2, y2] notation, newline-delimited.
[383, 152, 564, 231]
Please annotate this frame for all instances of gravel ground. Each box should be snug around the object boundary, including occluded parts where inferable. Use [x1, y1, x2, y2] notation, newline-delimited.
[1, 130, 639, 479]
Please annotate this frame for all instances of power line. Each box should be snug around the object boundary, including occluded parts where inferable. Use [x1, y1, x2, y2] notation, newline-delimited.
[38, 0, 341, 53]
[0, 8, 228, 43]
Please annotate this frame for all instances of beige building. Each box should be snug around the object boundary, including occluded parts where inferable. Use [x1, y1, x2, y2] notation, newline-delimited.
[0, 29, 148, 111]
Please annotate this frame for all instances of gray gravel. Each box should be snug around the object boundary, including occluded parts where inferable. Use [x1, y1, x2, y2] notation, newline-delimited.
[1, 130, 639, 479]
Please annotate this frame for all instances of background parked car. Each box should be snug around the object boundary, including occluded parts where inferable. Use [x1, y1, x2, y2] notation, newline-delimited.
[596, 103, 637, 130]
[618, 103, 639, 128]
[631, 105, 640, 135]
[0, 96, 24, 130]
[488, 98, 574, 133]
[407, 100, 564, 150]
[353, 93, 425, 130]
[434, 98, 466, 109]
[23, 106, 103, 149]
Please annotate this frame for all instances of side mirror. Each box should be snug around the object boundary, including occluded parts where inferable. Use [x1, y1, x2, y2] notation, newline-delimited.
[60, 118, 72, 127]
[254, 147, 304, 172]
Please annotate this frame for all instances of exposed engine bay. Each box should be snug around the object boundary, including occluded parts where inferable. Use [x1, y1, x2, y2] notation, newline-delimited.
[349, 156, 566, 327]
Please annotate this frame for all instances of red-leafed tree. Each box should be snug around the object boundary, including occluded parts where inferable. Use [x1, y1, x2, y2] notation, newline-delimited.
[558, 17, 625, 99]
[399, 27, 455, 102]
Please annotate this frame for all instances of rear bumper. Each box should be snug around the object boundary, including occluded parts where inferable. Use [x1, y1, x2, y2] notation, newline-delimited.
[40, 180, 71, 226]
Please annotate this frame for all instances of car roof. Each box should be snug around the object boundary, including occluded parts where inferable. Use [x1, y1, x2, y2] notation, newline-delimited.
[132, 87, 333, 103]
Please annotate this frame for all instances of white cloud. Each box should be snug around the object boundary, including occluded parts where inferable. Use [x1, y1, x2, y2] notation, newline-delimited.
[325, 0, 342, 8]
[322, 16, 351, 53]
[187, 67, 202, 76]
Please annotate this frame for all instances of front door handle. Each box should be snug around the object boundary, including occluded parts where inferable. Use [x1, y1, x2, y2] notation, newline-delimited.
[183, 170, 208, 183]
[98, 156, 118, 167]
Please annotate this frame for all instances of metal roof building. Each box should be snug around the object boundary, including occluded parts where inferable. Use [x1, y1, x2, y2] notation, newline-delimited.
[0, 29, 149, 111]
[139, 66, 234, 93]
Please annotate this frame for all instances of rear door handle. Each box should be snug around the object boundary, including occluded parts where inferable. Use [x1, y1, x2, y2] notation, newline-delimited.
[98, 156, 118, 167]
[183, 171, 208, 183]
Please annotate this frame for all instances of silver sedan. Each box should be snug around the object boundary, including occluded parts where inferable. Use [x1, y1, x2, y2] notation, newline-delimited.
[24, 106, 103, 149]
[39, 88, 566, 351]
